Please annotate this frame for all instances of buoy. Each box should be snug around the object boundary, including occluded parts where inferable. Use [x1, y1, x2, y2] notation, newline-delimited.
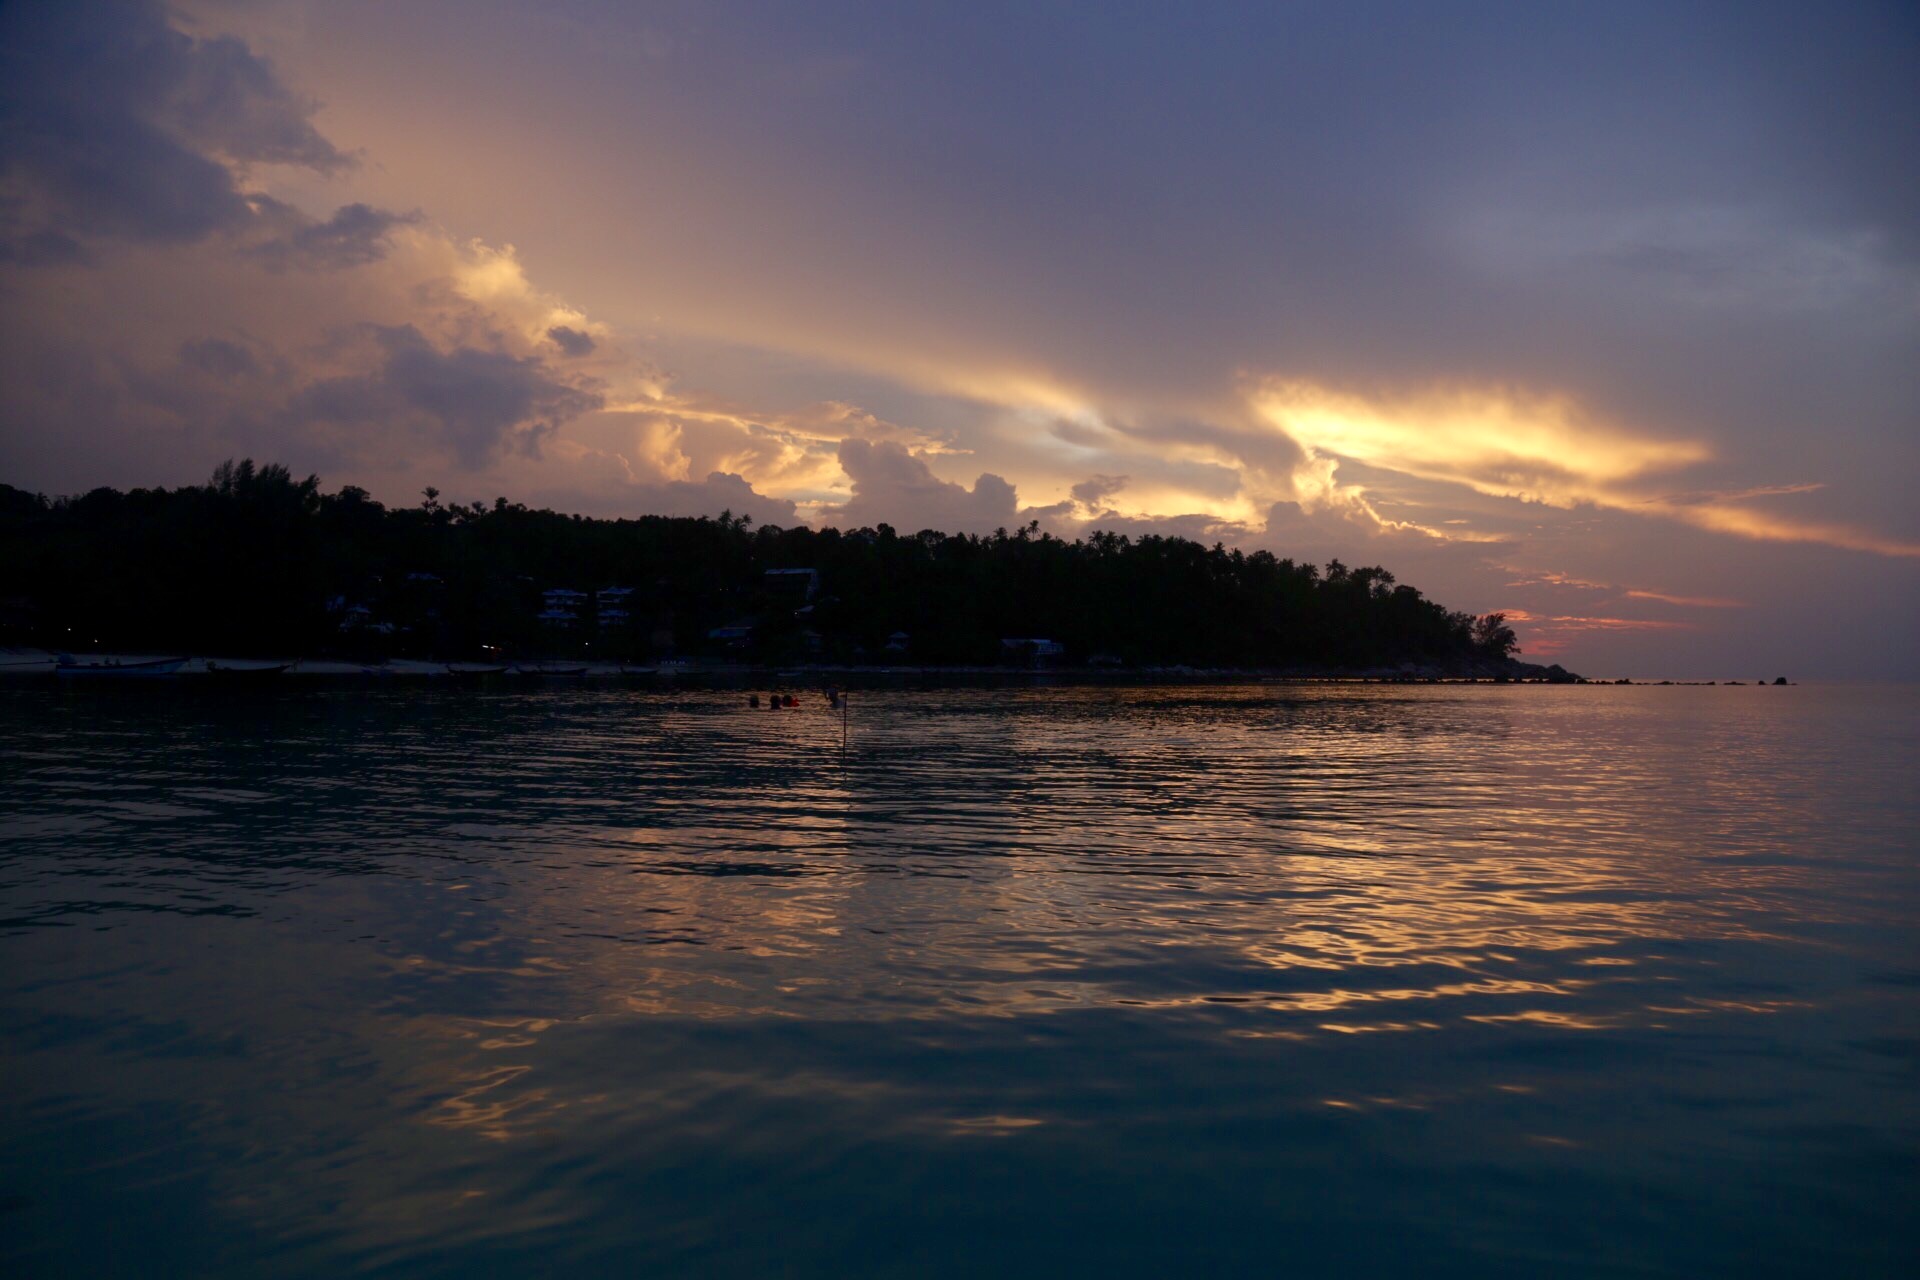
[783, 694, 797, 708]
[749, 694, 760, 707]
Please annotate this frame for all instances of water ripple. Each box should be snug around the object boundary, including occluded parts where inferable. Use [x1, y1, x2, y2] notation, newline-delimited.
[1, 682, 1915, 1277]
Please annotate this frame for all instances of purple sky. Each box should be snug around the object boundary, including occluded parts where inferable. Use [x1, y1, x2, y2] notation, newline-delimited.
[2, 1, 1915, 675]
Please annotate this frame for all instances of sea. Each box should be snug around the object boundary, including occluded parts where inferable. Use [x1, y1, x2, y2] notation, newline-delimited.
[1, 680, 1914, 1277]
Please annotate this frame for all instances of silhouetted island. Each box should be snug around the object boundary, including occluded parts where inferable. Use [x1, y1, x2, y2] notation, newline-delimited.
[0, 461, 1577, 679]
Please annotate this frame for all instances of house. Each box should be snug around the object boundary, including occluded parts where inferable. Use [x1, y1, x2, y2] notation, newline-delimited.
[339, 603, 374, 629]
[540, 587, 587, 629]
[596, 586, 633, 627]
[1000, 637, 1065, 666]
[330, 597, 393, 635]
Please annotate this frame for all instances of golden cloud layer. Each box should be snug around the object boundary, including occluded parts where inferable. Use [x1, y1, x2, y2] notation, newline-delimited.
[1249, 378, 1919, 559]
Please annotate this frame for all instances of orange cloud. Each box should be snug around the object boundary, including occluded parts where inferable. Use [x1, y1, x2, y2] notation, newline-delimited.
[1248, 378, 1920, 559]
[1502, 609, 1698, 658]
[1643, 499, 1920, 558]
[1622, 589, 1745, 608]
[1539, 616, 1696, 632]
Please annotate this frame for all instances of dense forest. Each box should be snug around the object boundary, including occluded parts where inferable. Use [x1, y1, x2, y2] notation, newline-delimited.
[0, 461, 1537, 672]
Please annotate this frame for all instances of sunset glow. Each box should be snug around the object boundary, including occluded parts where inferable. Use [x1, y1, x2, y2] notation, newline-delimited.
[1, 0, 1913, 674]
[3, 8, 1917, 1274]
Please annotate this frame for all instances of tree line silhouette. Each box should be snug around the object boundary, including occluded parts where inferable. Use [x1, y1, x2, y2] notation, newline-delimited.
[0, 460, 1527, 670]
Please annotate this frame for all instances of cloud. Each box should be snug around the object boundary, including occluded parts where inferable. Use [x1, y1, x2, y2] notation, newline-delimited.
[1651, 482, 1827, 506]
[1499, 567, 1745, 611]
[493, 438, 800, 524]
[0, 226, 87, 267]
[580, 405, 833, 500]
[619, 397, 957, 457]
[822, 438, 1017, 532]
[247, 200, 419, 272]
[1454, 203, 1917, 319]
[1497, 610, 1698, 659]
[1649, 498, 1920, 559]
[1070, 473, 1129, 509]
[568, 394, 974, 514]
[1249, 378, 1920, 559]
[639, 471, 797, 523]
[1262, 499, 1436, 547]
[287, 324, 603, 468]
[178, 336, 259, 379]
[1049, 419, 1111, 449]
[0, 0, 347, 256]
[546, 325, 596, 357]
[1497, 610, 1694, 631]
[1030, 408, 1471, 541]
[1252, 379, 1707, 503]
[4, 3, 1913, 676]
[1621, 589, 1744, 609]
[1503, 569, 1614, 592]
[1076, 512, 1250, 545]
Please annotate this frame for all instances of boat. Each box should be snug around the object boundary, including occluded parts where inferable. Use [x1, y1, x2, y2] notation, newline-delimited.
[513, 663, 588, 676]
[206, 661, 291, 679]
[55, 656, 186, 678]
[443, 662, 509, 677]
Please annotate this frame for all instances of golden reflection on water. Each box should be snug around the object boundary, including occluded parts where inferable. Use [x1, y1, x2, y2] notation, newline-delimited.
[310, 683, 1903, 1136]
[2, 682, 1914, 1271]
[275, 682, 1896, 1216]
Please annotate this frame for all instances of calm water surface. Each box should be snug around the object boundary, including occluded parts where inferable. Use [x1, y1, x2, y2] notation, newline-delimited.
[1, 682, 1915, 1276]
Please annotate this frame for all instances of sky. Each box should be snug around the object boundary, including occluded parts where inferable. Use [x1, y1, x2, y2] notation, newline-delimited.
[1, 0, 1915, 677]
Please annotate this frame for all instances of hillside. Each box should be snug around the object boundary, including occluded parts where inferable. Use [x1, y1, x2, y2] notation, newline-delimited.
[0, 461, 1550, 674]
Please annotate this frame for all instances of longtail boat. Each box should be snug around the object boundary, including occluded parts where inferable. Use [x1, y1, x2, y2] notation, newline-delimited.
[206, 662, 292, 679]
[444, 662, 509, 677]
[56, 656, 186, 678]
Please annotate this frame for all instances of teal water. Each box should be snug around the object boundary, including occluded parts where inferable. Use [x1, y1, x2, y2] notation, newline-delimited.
[1, 682, 1915, 1277]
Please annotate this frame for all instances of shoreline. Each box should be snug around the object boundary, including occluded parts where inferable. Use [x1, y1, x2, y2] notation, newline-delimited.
[0, 648, 1800, 686]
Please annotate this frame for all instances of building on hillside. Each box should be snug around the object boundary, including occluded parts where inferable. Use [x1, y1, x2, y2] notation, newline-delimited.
[596, 586, 633, 628]
[329, 596, 394, 635]
[540, 587, 587, 629]
[1000, 637, 1065, 667]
